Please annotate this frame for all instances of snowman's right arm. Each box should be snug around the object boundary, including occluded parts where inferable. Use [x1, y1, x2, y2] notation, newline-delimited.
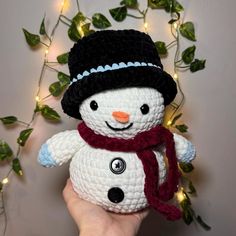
[38, 130, 85, 167]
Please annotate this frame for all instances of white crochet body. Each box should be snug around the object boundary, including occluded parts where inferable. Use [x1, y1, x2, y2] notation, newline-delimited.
[38, 87, 196, 213]
[70, 145, 166, 213]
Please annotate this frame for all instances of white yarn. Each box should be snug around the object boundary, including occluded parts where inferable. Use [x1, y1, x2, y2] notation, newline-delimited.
[70, 145, 166, 213]
[46, 130, 85, 165]
[173, 133, 196, 162]
[38, 86, 196, 213]
[79, 87, 165, 139]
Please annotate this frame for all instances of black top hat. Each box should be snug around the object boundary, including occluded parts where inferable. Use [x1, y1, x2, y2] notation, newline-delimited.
[61, 29, 177, 119]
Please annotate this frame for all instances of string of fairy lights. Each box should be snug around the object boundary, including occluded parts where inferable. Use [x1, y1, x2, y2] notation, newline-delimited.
[0, 2, 64, 187]
[0, 0, 210, 234]
[0, 2, 68, 235]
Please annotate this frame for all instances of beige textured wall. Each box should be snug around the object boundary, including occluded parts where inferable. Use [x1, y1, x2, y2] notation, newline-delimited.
[0, 0, 236, 235]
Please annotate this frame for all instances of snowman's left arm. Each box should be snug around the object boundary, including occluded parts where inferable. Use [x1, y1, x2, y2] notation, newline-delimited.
[173, 133, 196, 163]
[38, 130, 85, 167]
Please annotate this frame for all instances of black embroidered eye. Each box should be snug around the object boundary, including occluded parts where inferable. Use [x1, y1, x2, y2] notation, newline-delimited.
[140, 104, 149, 115]
[90, 100, 98, 111]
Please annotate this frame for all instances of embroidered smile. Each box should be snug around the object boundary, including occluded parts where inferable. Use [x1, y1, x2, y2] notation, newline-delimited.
[105, 121, 133, 131]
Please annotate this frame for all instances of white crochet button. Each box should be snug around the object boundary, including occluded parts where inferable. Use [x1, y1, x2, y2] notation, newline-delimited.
[110, 158, 126, 174]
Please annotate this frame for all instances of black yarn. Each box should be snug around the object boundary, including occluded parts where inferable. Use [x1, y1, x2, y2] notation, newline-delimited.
[68, 29, 163, 79]
[61, 29, 177, 120]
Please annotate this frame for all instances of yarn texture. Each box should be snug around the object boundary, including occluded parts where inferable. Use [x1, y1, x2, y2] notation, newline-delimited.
[38, 29, 196, 221]
[78, 122, 182, 220]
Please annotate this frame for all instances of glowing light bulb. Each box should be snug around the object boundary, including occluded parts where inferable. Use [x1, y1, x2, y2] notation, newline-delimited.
[176, 189, 186, 202]
[35, 96, 40, 102]
[174, 73, 178, 80]
[144, 22, 148, 30]
[61, 0, 70, 12]
[173, 22, 178, 29]
[45, 49, 49, 55]
[2, 178, 9, 185]
[167, 120, 172, 126]
[78, 25, 84, 37]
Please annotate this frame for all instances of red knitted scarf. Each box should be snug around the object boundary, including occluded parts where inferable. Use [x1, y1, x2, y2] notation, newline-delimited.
[78, 122, 182, 220]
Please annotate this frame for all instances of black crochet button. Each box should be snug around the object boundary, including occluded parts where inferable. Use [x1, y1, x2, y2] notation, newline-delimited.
[110, 158, 126, 174]
[108, 187, 124, 203]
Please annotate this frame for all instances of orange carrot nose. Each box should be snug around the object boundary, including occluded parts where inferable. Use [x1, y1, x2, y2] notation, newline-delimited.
[112, 111, 130, 123]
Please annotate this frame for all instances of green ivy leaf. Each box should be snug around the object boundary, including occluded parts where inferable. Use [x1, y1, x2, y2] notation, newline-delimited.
[0, 140, 13, 161]
[190, 59, 206, 72]
[196, 216, 211, 231]
[68, 12, 87, 41]
[171, 113, 182, 126]
[120, 0, 138, 8]
[79, 22, 95, 37]
[41, 105, 60, 122]
[180, 198, 191, 210]
[172, 1, 184, 13]
[92, 13, 111, 29]
[81, 23, 90, 35]
[39, 16, 46, 35]
[183, 208, 194, 225]
[12, 158, 23, 176]
[57, 52, 69, 64]
[22, 28, 40, 47]
[0, 116, 18, 125]
[175, 124, 188, 133]
[58, 72, 70, 87]
[49, 82, 64, 97]
[155, 41, 167, 55]
[179, 162, 194, 173]
[180, 196, 193, 226]
[87, 29, 96, 35]
[188, 181, 197, 194]
[109, 6, 127, 22]
[17, 128, 33, 147]
[72, 12, 86, 25]
[80, 23, 94, 37]
[182, 45, 196, 64]
[68, 21, 81, 42]
[148, 0, 183, 12]
[179, 22, 196, 41]
[148, 0, 166, 9]
[164, 0, 172, 12]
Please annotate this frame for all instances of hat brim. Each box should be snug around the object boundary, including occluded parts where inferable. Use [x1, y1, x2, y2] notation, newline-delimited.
[61, 66, 177, 120]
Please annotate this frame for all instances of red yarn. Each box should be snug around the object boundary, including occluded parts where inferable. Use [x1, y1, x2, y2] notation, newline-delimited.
[78, 122, 182, 220]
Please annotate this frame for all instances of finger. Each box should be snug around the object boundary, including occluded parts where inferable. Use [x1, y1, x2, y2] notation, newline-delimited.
[63, 179, 105, 226]
[63, 179, 89, 213]
[135, 208, 149, 221]
[111, 207, 149, 232]
[62, 179, 78, 203]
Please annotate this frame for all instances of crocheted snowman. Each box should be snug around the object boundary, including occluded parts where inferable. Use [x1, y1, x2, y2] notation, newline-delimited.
[38, 30, 195, 220]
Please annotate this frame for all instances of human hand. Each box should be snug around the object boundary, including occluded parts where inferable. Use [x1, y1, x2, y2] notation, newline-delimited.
[63, 179, 149, 236]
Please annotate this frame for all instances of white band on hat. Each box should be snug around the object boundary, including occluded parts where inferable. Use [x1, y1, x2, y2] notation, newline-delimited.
[70, 61, 162, 85]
